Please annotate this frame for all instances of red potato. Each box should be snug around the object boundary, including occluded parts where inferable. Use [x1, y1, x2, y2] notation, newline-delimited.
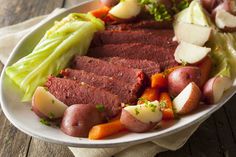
[174, 23, 212, 46]
[215, 10, 236, 32]
[173, 82, 201, 114]
[168, 66, 201, 97]
[200, 0, 217, 12]
[197, 56, 212, 87]
[212, 0, 236, 16]
[174, 41, 211, 64]
[61, 104, 105, 137]
[109, 0, 141, 20]
[32, 86, 68, 119]
[120, 101, 162, 132]
[100, 0, 119, 7]
[203, 76, 232, 104]
[120, 109, 156, 132]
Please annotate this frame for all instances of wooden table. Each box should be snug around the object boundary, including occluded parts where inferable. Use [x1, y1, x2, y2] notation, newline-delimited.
[0, 0, 236, 157]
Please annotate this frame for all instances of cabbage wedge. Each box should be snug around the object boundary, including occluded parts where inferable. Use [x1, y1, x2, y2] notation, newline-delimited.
[6, 13, 104, 101]
[175, 0, 236, 78]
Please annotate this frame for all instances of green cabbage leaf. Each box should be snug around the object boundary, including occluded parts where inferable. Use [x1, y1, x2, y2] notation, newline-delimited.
[5, 13, 104, 101]
[175, 0, 236, 78]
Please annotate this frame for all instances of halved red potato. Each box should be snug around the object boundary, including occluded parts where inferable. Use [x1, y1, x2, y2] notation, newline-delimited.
[197, 56, 212, 87]
[168, 66, 201, 97]
[32, 86, 68, 119]
[100, 0, 119, 7]
[200, 0, 216, 12]
[215, 10, 236, 32]
[173, 82, 201, 114]
[174, 22, 212, 46]
[61, 104, 105, 137]
[174, 41, 211, 64]
[212, 0, 236, 17]
[109, 0, 141, 20]
[203, 76, 232, 104]
[120, 101, 162, 132]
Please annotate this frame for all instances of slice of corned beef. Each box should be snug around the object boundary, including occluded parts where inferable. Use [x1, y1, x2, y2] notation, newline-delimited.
[91, 29, 177, 47]
[72, 56, 145, 85]
[45, 77, 121, 117]
[103, 57, 161, 77]
[61, 69, 138, 103]
[88, 43, 178, 70]
[106, 20, 172, 30]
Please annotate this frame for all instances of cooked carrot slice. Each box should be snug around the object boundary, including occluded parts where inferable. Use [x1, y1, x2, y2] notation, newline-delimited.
[88, 119, 125, 140]
[90, 6, 110, 19]
[139, 87, 159, 104]
[151, 73, 168, 89]
[162, 108, 175, 120]
[159, 92, 175, 120]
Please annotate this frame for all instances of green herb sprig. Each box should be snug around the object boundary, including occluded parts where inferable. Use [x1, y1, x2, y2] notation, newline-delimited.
[138, 0, 171, 21]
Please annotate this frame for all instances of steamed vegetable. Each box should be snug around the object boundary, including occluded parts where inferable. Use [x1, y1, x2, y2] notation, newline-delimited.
[175, 0, 236, 78]
[5, 13, 104, 101]
[138, 0, 190, 21]
[88, 119, 126, 140]
[159, 92, 175, 120]
[120, 100, 162, 132]
[138, 0, 171, 21]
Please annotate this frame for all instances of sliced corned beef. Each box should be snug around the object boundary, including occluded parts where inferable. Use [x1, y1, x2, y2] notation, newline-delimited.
[91, 29, 177, 47]
[72, 56, 145, 85]
[88, 43, 178, 70]
[106, 20, 172, 30]
[61, 69, 138, 103]
[45, 77, 121, 117]
[103, 57, 161, 77]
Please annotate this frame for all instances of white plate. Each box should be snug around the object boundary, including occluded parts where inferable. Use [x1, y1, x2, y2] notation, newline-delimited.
[1, 0, 236, 148]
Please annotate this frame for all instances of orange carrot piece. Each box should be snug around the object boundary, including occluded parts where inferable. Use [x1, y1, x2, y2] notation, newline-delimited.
[151, 73, 168, 89]
[139, 88, 159, 103]
[90, 6, 110, 19]
[159, 92, 173, 108]
[162, 108, 175, 120]
[159, 92, 175, 120]
[88, 119, 126, 140]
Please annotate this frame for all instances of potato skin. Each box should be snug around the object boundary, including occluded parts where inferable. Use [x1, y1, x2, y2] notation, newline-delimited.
[120, 109, 157, 133]
[178, 82, 201, 114]
[32, 105, 48, 119]
[168, 66, 201, 97]
[100, 0, 119, 7]
[61, 104, 105, 137]
[202, 77, 215, 104]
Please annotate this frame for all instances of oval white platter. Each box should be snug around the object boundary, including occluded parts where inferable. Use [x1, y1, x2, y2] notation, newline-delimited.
[1, 0, 236, 148]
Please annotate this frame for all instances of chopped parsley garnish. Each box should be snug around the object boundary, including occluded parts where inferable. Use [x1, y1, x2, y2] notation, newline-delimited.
[149, 103, 157, 112]
[159, 100, 167, 108]
[138, 97, 148, 105]
[96, 104, 105, 112]
[172, 0, 190, 13]
[40, 118, 51, 126]
[135, 108, 140, 115]
[138, 0, 190, 22]
[51, 99, 55, 104]
[48, 112, 55, 119]
[138, 0, 171, 21]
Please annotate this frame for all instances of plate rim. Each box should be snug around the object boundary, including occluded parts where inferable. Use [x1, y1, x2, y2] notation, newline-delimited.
[1, 0, 236, 148]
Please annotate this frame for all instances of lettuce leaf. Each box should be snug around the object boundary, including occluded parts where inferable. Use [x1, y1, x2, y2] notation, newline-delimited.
[5, 13, 104, 101]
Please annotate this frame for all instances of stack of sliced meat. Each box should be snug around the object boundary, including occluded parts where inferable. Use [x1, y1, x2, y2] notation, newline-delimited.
[45, 56, 146, 117]
[88, 25, 178, 71]
[45, 21, 178, 118]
